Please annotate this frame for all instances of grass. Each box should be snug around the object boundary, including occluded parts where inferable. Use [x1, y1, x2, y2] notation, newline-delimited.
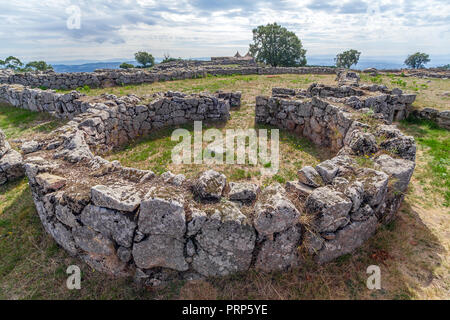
[360, 73, 450, 112]
[0, 74, 449, 299]
[0, 103, 66, 141]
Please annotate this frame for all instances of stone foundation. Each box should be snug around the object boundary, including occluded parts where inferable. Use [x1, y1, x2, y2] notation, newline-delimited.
[0, 75, 417, 287]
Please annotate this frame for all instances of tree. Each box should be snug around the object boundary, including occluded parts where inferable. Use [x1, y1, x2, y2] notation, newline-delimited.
[0, 59, 4, 68]
[25, 61, 53, 71]
[335, 49, 361, 69]
[249, 23, 307, 67]
[3, 56, 23, 70]
[134, 51, 155, 68]
[404, 52, 430, 69]
[119, 62, 134, 69]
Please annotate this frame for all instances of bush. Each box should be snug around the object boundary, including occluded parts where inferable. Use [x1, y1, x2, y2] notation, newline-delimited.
[119, 62, 134, 69]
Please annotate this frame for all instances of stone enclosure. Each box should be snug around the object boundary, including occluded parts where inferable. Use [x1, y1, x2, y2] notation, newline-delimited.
[0, 69, 418, 286]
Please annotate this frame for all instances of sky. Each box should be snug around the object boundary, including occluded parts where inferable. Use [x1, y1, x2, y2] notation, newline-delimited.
[0, 0, 449, 63]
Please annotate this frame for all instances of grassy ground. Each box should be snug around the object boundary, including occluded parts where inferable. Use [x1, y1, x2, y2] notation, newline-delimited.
[0, 74, 449, 299]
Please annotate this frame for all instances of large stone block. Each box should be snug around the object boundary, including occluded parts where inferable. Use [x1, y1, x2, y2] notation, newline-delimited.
[254, 183, 300, 237]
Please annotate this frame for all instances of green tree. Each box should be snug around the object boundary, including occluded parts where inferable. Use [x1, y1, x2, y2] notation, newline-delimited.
[134, 51, 155, 68]
[119, 62, 134, 69]
[25, 61, 53, 71]
[0, 59, 4, 68]
[404, 52, 430, 69]
[335, 49, 361, 69]
[249, 23, 307, 67]
[3, 56, 23, 70]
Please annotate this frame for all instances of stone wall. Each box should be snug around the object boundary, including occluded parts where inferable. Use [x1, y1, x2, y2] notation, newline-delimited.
[255, 89, 416, 262]
[0, 129, 24, 185]
[7, 88, 415, 286]
[412, 108, 450, 130]
[0, 66, 337, 90]
[0, 76, 417, 286]
[0, 84, 235, 154]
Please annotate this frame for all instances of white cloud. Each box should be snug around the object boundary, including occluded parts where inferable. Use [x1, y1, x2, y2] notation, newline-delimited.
[0, 0, 448, 62]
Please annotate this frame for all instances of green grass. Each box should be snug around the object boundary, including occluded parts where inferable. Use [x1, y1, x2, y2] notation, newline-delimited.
[0, 103, 66, 140]
[398, 117, 450, 207]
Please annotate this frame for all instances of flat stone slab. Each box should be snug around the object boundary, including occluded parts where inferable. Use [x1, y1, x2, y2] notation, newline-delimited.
[35, 173, 67, 193]
[91, 184, 141, 212]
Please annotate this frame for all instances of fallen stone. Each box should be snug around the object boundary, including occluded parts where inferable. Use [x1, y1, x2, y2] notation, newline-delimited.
[21, 140, 40, 154]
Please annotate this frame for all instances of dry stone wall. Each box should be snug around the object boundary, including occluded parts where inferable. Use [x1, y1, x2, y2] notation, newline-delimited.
[0, 129, 24, 185]
[0, 66, 336, 90]
[0, 76, 416, 286]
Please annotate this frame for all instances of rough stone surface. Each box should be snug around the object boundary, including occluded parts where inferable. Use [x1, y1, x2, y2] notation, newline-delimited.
[298, 166, 323, 187]
[80, 204, 137, 248]
[253, 183, 300, 237]
[228, 182, 259, 202]
[255, 225, 302, 272]
[91, 184, 141, 212]
[305, 187, 352, 233]
[192, 201, 256, 277]
[194, 170, 226, 200]
[315, 215, 378, 263]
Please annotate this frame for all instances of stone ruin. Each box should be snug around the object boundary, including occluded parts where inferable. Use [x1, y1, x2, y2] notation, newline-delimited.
[0, 70, 417, 286]
[0, 129, 24, 185]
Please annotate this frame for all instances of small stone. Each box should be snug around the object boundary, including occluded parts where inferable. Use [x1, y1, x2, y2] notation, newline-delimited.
[194, 169, 226, 200]
[228, 182, 259, 202]
[297, 166, 323, 188]
[21, 140, 40, 154]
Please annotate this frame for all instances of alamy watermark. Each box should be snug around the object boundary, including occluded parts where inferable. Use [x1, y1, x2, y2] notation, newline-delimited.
[366, 265, 381, 290]
[66, 5, 81, 30]
[66, 265, 81, 290]
[171, 121, 280, 175]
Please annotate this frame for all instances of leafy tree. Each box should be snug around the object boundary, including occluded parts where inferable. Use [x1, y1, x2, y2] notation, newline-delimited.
[3, 56, 23, 70]
[249, 23, 307, 67]
[25, 61, 53, 71]
[404, 52, 430, 69]
[134, 51, 155, 68]
[335, 49, 361, 69]
[0, 59, 4, 68]
[119, 62, 134, 69]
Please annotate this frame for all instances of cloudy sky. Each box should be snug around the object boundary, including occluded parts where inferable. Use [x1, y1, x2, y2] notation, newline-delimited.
[0, 0, 449, 63]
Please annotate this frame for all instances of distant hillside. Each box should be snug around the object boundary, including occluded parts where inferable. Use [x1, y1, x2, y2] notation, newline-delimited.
[52, 61, 138, 73]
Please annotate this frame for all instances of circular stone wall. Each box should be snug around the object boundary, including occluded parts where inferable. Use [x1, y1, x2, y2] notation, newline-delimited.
[1, 79, 416, 286]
